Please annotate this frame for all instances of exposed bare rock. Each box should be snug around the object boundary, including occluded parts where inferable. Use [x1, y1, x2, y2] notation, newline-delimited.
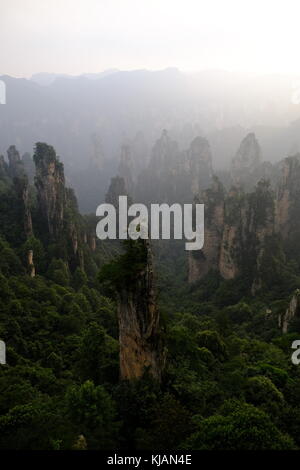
[219, 225, 239, 279]
[218, 186, 244, 279]
[188, 177, 224, 282]
[27, 250, 35, 277]
[275, 155, 300, 239]
[33, 143, 87, 270]
[8, 146, 34, 238]
[247, 180, 276, 293]
[188, 178, 276, 289]
[34, 143, 66, 238]
[117, 240, 165, 381]
[279, 290, 300, 333]
[21, 182, 34, 238]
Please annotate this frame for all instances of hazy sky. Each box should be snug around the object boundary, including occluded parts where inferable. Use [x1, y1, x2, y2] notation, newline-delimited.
[1, 0, 300, 77]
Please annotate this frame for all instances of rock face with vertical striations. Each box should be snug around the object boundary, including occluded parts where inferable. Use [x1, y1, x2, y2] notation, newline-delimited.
[34, 143, 66, 238]
[116, 239, 165, 381]
[27, 249, 35, 277]
[33, 142, 90, 270]
[18, 177, 33, 239]
[188, 176, 224, 282]
[218, 186, 244, 280]
[0, 142, 106, 278]
[188, 176, 277, 290]
[279, 290, 300, 333]
[7, 146, 33, 238]
[275, 155, 300, 240]
[188, 151, 300, 298]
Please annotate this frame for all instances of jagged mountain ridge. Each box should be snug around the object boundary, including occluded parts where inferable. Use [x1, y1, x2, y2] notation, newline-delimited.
[0, 143, 100, 276]
[188, 151, 300, 301]
[2, 70, 300, 211]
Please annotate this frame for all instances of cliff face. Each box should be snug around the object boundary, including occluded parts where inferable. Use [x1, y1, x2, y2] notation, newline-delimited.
[246, 180, 276, 293]
[275, 155, 300, 239]
[117, 240, 165, 381]
[1, 142, 109, 278]
[34, 143, 66, 238]
[188, 177, 276, 289]
[16, 177, 33, 239]
[104, 177, 165, 380]
[188, 177, 224, 282]
[7, 146, 33, 239]
[218, 187, 244, 280]
[188, 151, 300, 294]
[33, 142, 97, 270]
[279, 290, 300, 333]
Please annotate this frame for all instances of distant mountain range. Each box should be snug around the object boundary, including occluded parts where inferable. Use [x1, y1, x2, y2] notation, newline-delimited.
[1, 68, 300, 210]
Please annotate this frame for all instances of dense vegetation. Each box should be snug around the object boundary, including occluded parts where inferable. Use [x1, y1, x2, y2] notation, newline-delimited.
[1, 145, 300, 450]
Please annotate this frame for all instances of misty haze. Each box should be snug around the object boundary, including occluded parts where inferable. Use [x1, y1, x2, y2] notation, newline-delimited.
[2, 0, 300, 455]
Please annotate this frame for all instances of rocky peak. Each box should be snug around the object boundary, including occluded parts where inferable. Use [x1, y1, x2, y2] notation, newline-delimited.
[34, 143, 66, 238]
[115, 239, 165, 381]
[6, 146, 33, 238]
[7, 145, 26, 179]
[189, 176, 276, 287]
[231, 133, 261, 185]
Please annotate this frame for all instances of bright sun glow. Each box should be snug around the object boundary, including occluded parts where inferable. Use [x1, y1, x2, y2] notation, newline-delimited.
[1, 0, 300, 76]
